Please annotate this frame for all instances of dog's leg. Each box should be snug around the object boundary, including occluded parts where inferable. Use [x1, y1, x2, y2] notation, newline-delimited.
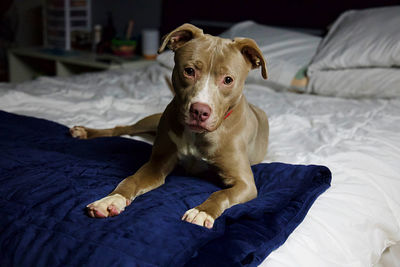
[70, 113, 162, 139]
[87, 157, 175, 218]
[86, 108, 178, 218]
[182, 157, 257, 229]
[87, 137, 177, 218]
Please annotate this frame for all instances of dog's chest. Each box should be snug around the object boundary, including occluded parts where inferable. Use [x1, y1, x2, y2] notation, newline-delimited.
[168, 130, 212, 173]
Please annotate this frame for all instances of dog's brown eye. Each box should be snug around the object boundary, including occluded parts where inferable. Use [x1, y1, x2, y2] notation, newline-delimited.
[224, 76, 233, 85]
[184, 67, 195, 76]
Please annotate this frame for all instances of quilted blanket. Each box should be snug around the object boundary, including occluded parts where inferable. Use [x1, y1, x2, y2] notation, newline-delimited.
[0, 111, 331, 267]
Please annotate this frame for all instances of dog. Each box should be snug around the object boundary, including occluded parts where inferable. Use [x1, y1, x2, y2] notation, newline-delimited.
[70, 23, 269, 229]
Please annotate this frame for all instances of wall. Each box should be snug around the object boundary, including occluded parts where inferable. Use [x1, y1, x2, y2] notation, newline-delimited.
[92, 0, 162, 39]
[7, 0, 43, 47]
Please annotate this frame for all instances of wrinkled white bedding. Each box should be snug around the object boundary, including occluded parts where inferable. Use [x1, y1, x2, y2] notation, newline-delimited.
[1, 63, 400, 266]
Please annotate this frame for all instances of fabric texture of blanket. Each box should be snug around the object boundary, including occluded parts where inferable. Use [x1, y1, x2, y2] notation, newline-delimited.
[0, 111, 331, 267]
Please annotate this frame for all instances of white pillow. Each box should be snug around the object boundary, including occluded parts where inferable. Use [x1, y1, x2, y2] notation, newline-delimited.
[220, 21, 321, 88]
[157, 21, 321, 89]
[306, 6, 400, 98]
[307, 68, 400, 98]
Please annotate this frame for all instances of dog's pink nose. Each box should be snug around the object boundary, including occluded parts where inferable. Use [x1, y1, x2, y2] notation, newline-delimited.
[190, 102, 211, 122]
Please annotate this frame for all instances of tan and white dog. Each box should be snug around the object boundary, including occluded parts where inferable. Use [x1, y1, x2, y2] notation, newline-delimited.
[70, 23, 269, 229]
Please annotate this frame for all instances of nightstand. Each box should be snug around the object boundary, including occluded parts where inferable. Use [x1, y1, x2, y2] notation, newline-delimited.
[8, 47, 154, 83]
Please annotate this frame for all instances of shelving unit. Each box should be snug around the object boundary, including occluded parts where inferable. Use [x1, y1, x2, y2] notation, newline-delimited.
[43, 0, 92, 50]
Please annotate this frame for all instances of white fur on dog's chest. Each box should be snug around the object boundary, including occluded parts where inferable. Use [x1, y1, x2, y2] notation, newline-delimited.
[168, 130, 210, 173]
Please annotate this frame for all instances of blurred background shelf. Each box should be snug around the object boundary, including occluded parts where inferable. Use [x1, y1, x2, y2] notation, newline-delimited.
[8, 47, 153, 82]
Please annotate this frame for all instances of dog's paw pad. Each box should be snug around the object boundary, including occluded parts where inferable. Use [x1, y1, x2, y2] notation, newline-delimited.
[86, 194, 127, 218]
[182, 208, 215, 229]
[93, 209, 107, 218]
[107, 204, 122, 216]
[70, 126, 88, 139]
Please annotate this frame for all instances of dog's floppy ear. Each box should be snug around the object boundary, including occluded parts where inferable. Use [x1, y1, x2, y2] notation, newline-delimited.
[234, 38, 268, 79]
[158, 23, 203, 53]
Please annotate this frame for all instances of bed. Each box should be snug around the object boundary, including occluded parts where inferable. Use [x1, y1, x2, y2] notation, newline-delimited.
[1, 5, 400, 267]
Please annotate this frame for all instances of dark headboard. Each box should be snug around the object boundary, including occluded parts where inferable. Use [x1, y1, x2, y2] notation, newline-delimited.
[160, 0, 400, 36]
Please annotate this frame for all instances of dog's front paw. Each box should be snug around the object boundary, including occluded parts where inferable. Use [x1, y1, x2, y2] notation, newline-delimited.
[182, 208, 215, 229]
[70, 126, 88, 139]
[86, 194, 131, 218]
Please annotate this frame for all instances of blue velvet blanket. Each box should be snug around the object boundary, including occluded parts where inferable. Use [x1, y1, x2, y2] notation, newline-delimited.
[0, 111, 331, 267]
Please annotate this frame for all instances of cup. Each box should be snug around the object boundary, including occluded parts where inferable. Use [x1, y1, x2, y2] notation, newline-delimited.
[142, 29, 159, 60]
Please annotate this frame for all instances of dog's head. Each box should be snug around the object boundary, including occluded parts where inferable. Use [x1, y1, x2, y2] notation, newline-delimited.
[158, 24, 267, 133]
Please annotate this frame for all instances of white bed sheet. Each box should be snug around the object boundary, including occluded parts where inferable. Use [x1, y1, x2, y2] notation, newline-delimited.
[1, 63, 399, 266]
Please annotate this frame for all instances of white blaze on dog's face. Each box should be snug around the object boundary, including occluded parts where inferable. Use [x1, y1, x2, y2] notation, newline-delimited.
[158, 24, 267, 133]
